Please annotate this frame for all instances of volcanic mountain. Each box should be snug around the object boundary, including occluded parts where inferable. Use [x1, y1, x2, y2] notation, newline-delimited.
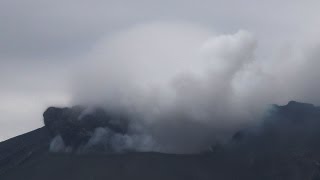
[1, 101, 320, 180]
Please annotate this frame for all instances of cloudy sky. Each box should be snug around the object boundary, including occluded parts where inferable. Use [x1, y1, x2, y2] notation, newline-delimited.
[1, 0, 320, 141]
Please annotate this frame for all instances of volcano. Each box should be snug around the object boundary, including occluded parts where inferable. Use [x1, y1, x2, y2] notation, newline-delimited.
[1, 101, 320, 180]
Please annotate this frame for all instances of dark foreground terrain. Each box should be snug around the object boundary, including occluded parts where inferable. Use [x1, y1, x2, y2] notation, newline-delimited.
[1, 101, 320, 180]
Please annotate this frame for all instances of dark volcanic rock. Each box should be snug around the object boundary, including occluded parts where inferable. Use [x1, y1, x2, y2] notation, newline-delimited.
[0, 127, 50, 176]
[43, 106, 129, 148]
[1, 153, 218, 180]
[1, 101, 320, 179]
[230, 101, 320, 154]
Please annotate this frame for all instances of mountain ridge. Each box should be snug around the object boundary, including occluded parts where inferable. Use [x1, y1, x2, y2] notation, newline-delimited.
[1, 101, 320, 179]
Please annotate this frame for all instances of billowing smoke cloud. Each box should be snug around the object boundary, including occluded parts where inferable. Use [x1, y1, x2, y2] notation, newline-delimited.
[61, 22, 320, 153]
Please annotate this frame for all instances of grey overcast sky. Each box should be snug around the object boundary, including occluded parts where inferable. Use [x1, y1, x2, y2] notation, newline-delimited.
[0, 0, 320, 141]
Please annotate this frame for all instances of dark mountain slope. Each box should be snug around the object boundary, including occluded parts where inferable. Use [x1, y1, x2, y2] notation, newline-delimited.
[0, 127, 50, 176]
[1, 101, 320, 179]
[1, 150, 320, 180]
[1, 153, 218, 180]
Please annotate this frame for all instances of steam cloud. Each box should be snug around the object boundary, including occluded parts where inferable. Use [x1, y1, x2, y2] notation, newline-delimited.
[51, 22, 320, 153]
